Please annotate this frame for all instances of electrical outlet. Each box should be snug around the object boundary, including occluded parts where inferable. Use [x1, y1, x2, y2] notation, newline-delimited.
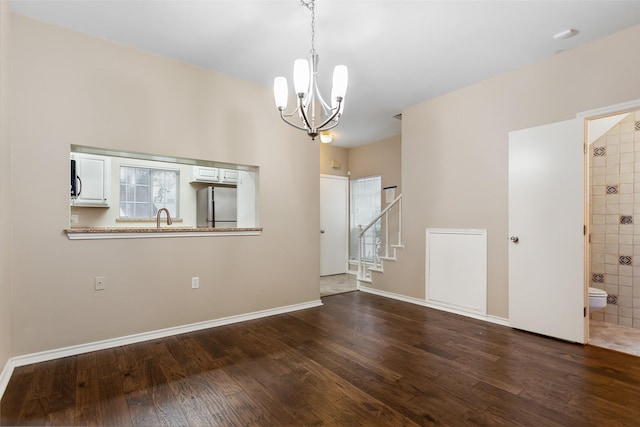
[94, 276, 106, 291]
[70, 214, 79, 224]
[191, 276, 199, 289]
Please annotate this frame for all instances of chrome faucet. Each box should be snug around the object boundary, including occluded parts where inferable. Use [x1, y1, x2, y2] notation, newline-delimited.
[156, 208, 173, 229]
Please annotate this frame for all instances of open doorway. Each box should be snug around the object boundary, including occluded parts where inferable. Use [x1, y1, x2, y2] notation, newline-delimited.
[320, 175, 354, 296]
[586, 107, 640, 357]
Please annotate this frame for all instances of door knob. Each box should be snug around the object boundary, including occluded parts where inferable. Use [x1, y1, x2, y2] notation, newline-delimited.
[510, 236, 519, 243]
[320, 230, 325, 234]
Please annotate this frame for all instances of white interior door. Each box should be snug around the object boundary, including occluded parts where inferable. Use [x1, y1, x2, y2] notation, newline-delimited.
[508, 118, 587, 343]
[320, 175, 348, 276]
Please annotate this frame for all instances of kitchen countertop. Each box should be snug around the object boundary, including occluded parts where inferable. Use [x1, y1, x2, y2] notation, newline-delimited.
[64, 227, 263, 240]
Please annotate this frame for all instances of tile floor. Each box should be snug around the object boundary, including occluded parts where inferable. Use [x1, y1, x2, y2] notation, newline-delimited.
[589, 320, 640, 357]
[320, 273, 358, 297]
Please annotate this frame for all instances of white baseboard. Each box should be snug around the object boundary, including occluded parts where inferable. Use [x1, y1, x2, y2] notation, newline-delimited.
[0, 299, 323, 400]
[0, 358, 14, 403]
[359, 286, 510, 327]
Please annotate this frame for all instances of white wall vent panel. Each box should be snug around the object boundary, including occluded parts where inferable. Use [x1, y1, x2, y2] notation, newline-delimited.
[426, 229, 487, 315]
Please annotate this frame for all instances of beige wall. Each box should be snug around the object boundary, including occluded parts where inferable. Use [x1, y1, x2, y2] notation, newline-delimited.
[381, 25, 640, 318]
[0, 2, 13, 372]
[9, 15, 319, 356]
[320, 143, 349, 177]
[348, 135, 401, 191]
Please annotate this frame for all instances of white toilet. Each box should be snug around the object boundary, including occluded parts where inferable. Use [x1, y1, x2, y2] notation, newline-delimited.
[588, 287, 608, 311]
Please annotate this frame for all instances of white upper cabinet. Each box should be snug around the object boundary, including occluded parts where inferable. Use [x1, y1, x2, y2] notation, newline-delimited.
[191, 166, 238, 184]
[191, 166, 219, 183]
[70, 153, 111, 207]
[220, 169, 239, 184]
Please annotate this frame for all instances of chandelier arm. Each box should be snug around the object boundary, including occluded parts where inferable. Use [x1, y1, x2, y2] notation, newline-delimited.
[297, 96, 315, 132]
[279, 103, 302, 118]
[318, 120, 340, 132]
[280, 111, 312, 132]
[314, 99, 343, 131]
[319, 101, 333, 116]
[280, 111, 302, 119]
[312, 72, 331, 113]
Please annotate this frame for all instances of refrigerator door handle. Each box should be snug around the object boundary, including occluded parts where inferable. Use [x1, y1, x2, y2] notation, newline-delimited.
[209, 188, 215, 225]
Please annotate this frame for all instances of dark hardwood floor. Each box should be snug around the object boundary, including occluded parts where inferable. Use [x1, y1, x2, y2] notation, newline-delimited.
[2, 291, 640, 426]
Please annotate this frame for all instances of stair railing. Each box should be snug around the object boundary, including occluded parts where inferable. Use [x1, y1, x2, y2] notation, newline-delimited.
[357, 194, 403, 281]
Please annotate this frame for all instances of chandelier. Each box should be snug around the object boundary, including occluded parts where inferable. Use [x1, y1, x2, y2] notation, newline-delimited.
[273, 0, 348, 140]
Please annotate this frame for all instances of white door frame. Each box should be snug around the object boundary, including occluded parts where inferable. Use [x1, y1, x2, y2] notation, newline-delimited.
[578, 98, 640, 343]
[320, 174, 349, 276]
[577, 99, 640, 121]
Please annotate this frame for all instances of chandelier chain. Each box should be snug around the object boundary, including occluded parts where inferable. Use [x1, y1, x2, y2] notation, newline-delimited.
[300, 0, 316, 55]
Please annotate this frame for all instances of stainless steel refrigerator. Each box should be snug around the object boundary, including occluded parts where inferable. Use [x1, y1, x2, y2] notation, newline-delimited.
[196, 186, 237, 228]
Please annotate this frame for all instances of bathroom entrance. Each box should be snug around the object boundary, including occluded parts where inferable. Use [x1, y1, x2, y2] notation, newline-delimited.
[586, 106, 640, 356]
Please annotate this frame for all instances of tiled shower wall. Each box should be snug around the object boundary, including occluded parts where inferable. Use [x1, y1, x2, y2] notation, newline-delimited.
[590, 111, 640, 328]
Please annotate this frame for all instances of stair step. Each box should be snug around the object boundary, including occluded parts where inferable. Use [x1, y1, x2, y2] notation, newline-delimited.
[357, 275, 372, 283]
[379, 256, 396, 262]
[368, 266, 384, 273]
[391, 244, 404, 249]
[351, 259, 378, 265]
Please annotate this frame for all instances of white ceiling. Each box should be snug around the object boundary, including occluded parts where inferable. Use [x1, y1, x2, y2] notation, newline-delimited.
[8, 0, 640, 147]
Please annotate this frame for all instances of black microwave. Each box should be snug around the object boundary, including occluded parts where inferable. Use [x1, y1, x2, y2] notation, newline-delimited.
[70, 159, 81, 198]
